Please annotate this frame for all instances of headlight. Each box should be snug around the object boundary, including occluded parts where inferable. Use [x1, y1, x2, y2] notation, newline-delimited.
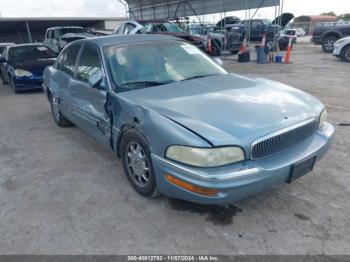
[319, 108, 327, 128]
[14, 69, 33, 77]
[165, 146, 245, 167]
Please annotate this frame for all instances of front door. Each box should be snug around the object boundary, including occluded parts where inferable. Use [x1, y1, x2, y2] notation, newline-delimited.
[69, 44, 111, 147]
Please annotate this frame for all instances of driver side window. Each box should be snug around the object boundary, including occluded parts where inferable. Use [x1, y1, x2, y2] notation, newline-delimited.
[76, 45, 103, 85]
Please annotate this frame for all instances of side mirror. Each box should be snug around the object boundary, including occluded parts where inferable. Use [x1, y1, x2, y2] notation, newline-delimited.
[89, 70, 104, 89]
[212, 57, 223, 66]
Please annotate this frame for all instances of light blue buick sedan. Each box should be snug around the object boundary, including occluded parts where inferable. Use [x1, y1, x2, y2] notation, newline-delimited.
[43, 34, 334, 204]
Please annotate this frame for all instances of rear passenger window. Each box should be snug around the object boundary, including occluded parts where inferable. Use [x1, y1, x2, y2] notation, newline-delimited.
[57, 44, 81, 76]
[76, 45, 102, 84]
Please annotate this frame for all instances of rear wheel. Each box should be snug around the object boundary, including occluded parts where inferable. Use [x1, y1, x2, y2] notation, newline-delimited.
[322, 36, 338, 53]
[0, 72, 8, 84]
[121, 129, 159, 198]
[340, 45, 350, 62]
[49, 94, 72, 127]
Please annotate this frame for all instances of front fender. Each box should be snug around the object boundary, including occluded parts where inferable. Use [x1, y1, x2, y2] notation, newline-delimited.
[111, 94, 211, 157]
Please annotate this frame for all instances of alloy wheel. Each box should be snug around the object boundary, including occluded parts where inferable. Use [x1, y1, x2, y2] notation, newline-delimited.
[52, 96, 61, 122]
[325, 40, 334, 51]
[344, 47, 350, 62]
[125, 142, 150, 188]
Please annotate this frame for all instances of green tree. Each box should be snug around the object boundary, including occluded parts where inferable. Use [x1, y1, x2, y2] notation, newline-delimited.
[337, 13, 350, 21]
[320, 12, 337, 16]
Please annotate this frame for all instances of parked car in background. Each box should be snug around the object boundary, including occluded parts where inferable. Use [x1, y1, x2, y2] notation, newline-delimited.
[311, 24, 350, 53]
[215, 16, 241, 30]
[43, 34, 333, 204]
[0, 43, 15, 82]
[114, 21, 146, 35]
[44, 26, 100, 53]
[231, 13, 294, 42]
[0, 43, 14, 58]
[283, 29, 297, 43]
[0, 44, 56, 93]
[186, 23, 241, 55]
[294, 28, 306, 37]
[333, 36, 350, 62]
[138, 20, 206, 51]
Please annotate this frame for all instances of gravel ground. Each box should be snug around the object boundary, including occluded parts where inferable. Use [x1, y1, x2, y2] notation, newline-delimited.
[0, 44, 349, 255]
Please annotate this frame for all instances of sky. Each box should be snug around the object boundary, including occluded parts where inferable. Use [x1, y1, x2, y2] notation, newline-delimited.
[0, 0, 349, 20]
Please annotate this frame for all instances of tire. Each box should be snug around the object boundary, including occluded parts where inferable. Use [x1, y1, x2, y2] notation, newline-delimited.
[340, 45, 350, 62]
[49, 94, 72, 127]
[0, 72, 8, 85]
[322, 36, 338, 53]
[10, 77, 19, 94]
[120, 129, 159, 198]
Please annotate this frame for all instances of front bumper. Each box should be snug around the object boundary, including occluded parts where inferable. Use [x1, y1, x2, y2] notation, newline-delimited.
[333, 44, 342, 56]
[152, 122, 334, 204]
[13, 75, 43, 90]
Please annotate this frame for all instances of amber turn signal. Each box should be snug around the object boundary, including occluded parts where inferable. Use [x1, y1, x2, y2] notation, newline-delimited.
[165, 174, 219, 196]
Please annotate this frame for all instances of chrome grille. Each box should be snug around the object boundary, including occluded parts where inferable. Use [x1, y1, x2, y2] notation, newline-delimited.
[251, 119, 318, 159]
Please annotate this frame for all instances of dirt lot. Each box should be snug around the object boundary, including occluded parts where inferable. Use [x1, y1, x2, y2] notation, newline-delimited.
[0, 44, 349, 255]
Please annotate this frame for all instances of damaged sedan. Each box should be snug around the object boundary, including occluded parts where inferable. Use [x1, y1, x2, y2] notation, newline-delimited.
[43, 35, 334, 204]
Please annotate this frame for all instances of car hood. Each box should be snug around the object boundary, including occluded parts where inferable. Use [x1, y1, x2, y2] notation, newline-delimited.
[11, 58, 56, 74]
[272, 13, 294, 28]
[119, 74, 323, 146]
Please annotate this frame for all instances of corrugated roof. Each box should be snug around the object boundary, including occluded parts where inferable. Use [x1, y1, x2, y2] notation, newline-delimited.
[125, 0, 279, 20]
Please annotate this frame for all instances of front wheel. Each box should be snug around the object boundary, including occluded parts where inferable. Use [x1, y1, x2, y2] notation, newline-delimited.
[49, 94, 72, 127]
[121, 129, 159, 198]
[322, 36, 337, 53]
[340, 45, 350, 62]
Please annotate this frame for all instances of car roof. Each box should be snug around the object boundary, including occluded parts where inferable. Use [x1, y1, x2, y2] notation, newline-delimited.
[0, 43, 15, 46]
[8, 43, 45, 48]
[46, 26, 84, 31]
[73, 34, 181, 47]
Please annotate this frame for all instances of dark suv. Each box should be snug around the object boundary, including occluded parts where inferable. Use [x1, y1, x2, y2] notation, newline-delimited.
[138, 20, 205, 51]
[311, 24, 350, 53]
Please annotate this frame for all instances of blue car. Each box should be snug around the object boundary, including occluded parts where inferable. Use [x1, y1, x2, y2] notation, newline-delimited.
[43, 35, 334, 204]
[0, 44, 56, 93]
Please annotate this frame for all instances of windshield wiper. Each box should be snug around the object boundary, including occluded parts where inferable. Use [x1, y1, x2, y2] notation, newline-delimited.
[180, 74, 219, 81]
[120, 80, 174, 87]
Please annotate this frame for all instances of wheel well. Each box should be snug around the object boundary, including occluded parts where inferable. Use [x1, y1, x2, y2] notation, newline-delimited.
[323, 32, 341, 40]
[46, 86, 52, 100]
[116, 125, 135, 157]
[116, 126, 149, 157]
[341, 43, 350, 54]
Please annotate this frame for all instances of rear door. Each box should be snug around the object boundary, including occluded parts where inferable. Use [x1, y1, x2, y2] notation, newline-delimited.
[69, 43, 111, 147]
[51, 43, 82, 119]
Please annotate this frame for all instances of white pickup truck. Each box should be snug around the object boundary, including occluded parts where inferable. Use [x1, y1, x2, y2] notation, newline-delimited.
[43, 26, 97, 53]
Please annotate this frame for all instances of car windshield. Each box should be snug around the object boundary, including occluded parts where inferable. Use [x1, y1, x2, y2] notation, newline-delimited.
[164, 23, 183, 32]
[105, 41, 227, 92]
[189, 27, 202, 35]
[59, 28, 88, 35]
[8, 45, 56, 61]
